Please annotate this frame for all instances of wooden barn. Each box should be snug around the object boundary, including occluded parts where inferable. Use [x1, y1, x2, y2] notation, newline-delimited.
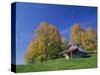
[60, 43, 89, 59]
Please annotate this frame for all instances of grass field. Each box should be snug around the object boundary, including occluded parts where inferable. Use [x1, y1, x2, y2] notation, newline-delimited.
[16, 54, 97, 73]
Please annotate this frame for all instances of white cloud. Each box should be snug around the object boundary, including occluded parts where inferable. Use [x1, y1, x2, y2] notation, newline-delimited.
[60, 28, 70, 35]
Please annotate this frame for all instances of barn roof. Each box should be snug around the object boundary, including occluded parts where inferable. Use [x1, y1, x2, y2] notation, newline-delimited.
[60, 47, 86, 55]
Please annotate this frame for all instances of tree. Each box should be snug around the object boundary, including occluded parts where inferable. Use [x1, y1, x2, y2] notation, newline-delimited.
[70, 23, 81, 44]
[70, 23, 97, 52]
[83, 27, 97, 51]
[24, 22, 63, 64]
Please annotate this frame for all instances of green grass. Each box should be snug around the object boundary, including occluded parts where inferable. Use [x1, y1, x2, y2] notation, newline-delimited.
[16, 54, 97, 73]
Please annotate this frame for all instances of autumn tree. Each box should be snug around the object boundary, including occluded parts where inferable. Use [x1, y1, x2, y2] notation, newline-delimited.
[83, 27, 97, 51]
[24, 22, 63, 64]
[70, 23, 81, 44]
[70, 23, 97, 52]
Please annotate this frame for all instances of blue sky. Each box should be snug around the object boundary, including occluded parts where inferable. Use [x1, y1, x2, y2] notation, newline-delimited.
[15, 2, 97, 64]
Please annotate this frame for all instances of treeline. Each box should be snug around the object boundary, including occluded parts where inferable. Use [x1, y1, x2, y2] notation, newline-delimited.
[24, 22, 97, 64]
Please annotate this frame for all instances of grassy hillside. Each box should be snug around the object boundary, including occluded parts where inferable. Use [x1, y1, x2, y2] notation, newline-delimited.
[16, 54, 97, 73]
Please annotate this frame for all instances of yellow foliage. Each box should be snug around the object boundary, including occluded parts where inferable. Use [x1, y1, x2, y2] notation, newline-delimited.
[24, 22, 62, 64]
[70, 23, 97, 51]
